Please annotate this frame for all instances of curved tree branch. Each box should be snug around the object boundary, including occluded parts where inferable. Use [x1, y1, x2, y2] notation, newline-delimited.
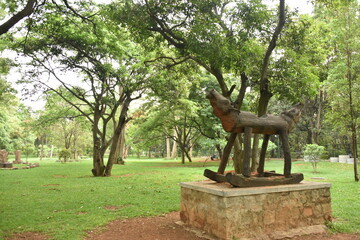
[0, 0, 36, 35]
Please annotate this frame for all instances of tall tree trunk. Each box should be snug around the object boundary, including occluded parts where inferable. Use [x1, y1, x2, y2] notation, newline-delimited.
[252, 0, 285, 171]
[40, 143, 44, 161]
[105, 97, 131, 176]
[91, 110, 107, 176]
[50, 145, 54, 158]
[233, 135, 244, 174]
[181, 145, 185, 164]
[171, 130, 177, 158]
[313, 89, 324, 144]
[218, 73, 248, 173]
[217, 133, 237, 174]
[346, 44, 359, 181]
[189, 140, 193, 158]
[166, 137, 171, 159]
[114, 126, 126, 164]
[251, 135, 259, 172]
[351, 129, 359, 181]
[92, 136, 105, 176]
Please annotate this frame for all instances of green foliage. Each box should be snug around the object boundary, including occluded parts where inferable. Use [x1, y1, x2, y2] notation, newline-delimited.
[304, 144, 326, 172]
[22, 144, 34, 160]
[258, 138, 277, 157]
[319, 1, 360, 166]
[304, 144, 326, 160]
[58, 148, 72, 162]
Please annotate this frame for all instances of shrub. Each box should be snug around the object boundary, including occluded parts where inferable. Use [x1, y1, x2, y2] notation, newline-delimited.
[58, 148, 72, 162]
[303, 144, 326, 173]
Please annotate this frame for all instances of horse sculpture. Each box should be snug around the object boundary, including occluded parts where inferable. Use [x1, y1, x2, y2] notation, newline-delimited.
[204, 90, 303, 187]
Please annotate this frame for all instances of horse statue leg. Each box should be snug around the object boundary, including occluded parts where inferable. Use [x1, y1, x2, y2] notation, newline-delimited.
[257, 134, 270, 176]
[243, 127, 252, 177]
[204, 132, 237, 182]
[280, 130, 291, 178]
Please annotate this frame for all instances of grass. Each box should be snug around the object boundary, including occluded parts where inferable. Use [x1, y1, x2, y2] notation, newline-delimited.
[0, 157, 359, 240]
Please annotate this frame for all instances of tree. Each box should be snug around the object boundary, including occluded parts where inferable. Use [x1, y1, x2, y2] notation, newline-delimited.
[303, 144, 326, 173]
[0, 0, 95, 36]
[317, 0, 359, 181]
[116, 0, 320, 175]
[33, 91, 92, 160]
[0, 0, 36, 35]
[13, 2, 154, 176]
[0, 58, 34, 152]
[116, 0, 275, 173]
[130, 89, 201, 163]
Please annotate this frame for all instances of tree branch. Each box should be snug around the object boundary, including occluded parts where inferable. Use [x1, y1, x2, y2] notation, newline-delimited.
[0, 0, 36, 35]
[260, 0, 285, 92]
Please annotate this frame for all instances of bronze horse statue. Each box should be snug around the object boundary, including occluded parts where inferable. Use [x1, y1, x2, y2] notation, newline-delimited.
[205, 90, 303, 187]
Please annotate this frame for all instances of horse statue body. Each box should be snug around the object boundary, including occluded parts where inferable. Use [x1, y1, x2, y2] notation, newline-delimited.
[205, 90, 303, 186]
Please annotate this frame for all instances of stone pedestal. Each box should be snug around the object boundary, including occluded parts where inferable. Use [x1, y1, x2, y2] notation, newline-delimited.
[0, 150, 8, 163]
[180, 181, 332, 240]
[14, 150, 22, 164]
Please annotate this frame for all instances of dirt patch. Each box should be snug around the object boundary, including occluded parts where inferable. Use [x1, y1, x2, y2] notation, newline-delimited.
[6, 232, 49, 240]
[113, 171, 161, 178]
[76, 211, 88, 215]
[85, 211, 360, 240]
[103, 205, 128, 211]
[53, 175, 67, 178]
[6, 213, 360, 240]
[113, 173, 136, 178]
[85, 211, 211, 240]
[42, 184, 60, 187]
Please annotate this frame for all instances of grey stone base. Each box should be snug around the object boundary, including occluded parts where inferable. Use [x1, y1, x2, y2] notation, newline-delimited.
[180, 181, 332, 240]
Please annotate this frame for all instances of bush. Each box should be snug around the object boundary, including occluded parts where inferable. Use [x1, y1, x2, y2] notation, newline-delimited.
[22, 144, 35, 161]
[58, 148, 72, 162]
[303, 144, 326, 173]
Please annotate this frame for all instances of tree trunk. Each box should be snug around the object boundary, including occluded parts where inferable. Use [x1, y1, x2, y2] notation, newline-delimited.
[50, 145, 54, 158]
[189, 140, 193, 158]
[215, 144, 223, 160]
[166, 137, 171, 159]
[351, 129, 359, 181]
[233, 135, 244, 174]
[313, 89, 324, 144]
[219, 73, 248, 173]
[114, 126, 126, 164]
[40, 144, 44, 161]
[233, 73, 249, 174]
[184, 147, 192, 162]
[251, 135, 259, 172]
[171, 130, 177, 158]
[92, 136, 105, 176]
[106, 98, 131, 176]
[181, 146, 185, 164]
[252, 0, 285, 171]
[345, 26, 359, 181]
[217, 133, 237, 174]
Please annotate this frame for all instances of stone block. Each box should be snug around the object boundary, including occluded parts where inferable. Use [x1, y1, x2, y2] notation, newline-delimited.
[180, 181, 331, 240]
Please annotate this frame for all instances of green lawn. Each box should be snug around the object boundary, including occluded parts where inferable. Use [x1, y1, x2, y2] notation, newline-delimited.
[0, 158, 359, 240]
